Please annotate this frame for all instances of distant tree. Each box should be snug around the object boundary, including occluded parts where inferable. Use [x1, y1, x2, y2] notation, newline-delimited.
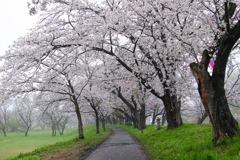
[98, 106, 110, 132]
[57, 116, 68, 135]
[84, 96, 102, 134]
[8, 118, 19, 132]
[0, 106, 9, 137]
[13, 96, 35, 136]
[113, 106, 132, 126]
[0, 35, 100, 139]
[149, 104, 165, 125]
[39, 99, 70, 136]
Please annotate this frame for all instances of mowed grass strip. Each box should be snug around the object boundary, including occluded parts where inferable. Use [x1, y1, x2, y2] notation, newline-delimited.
[0, 128, 77, 159]
[114, 124, 240, 160]
[0, 125, 111, 160]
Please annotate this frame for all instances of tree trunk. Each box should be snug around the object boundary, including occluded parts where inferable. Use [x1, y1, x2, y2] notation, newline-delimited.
[52, 125, 56, 136]
[190, 37, 240, 144]
[139, 103, 146, 130]
[125, 116, 132, 126]
[151, 108, 157, 125]
[212, 78, 238, 143]
[131, 109, 138, 129]
[190, 59, 238, 144]
[57, 124, 65, 135]
[197, 111, 208, 124]
[107, 116, 112, 124]
[115, 118, 119, 124]
[162, 110, 166, 126]
[161, 90, 182, 129]
[112, 117, 117, 124]
[74, 102, 84, 139]
[25, 128, 29, 136]
[2, 128, 7, 137]
[102, 119, 106, 131]
[95, 110, 100, 134]
[61, 126, 65, 135]
[119, 117, 124, 124]
[68, 79, 84, 139]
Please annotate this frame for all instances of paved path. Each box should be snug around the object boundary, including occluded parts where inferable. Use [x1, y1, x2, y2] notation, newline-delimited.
[85, 126, 149, 160]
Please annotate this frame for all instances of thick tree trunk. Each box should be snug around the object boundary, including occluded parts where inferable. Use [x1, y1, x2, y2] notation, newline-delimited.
[95, 111, 100, 134]
[139, 104, 146, 130]
[190, 59, 238, 144]
[74, 102, 84, 139]
[211, 68, 238, 143]
[190, 30, 240, 144]
[161, 90, 182, 129]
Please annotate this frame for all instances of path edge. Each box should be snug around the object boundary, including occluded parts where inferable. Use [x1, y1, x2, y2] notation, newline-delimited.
[70, 127, 113, 160]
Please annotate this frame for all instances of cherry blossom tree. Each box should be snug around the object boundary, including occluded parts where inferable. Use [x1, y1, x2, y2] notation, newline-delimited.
[188, 0, 240, 144]
[0, 28, 101, 139]
[12, 95, 35, 136]
[0, 105, 9, 137]
[39, 102, 69, 136]
[24, 0, 184, 129]
[1, 0, 239, 145]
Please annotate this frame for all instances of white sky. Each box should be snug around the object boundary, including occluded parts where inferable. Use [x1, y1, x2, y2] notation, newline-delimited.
[0, 1, 38, 55]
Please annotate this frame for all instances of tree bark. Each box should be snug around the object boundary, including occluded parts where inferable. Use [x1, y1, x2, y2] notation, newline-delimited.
[162, 110, 166, 126]
[101, 118, 106, 131]
[190, 20, 240, 144]
[25, 128, 29, 136]
[161, 90, 182, 129]
[3, 129, 7, 137]
[139, 103, 146, 130]
[112, 117, 117, 124]
[68, 80, 84, 139]
[52, 124, 56, 136]
[95, 110, 100, 134]
[151, 108, 157, 125]
[107, 116, 112, 124]
[74, 102, 84, 139]
[197, 111, 208, 124]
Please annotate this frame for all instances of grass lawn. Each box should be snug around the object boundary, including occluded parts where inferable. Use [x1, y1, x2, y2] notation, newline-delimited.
[0, 125, 111, 160]
[113, 124, 240, 160]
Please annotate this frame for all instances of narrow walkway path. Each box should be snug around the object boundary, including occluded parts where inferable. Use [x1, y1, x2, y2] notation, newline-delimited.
[85, 126, 149, 160]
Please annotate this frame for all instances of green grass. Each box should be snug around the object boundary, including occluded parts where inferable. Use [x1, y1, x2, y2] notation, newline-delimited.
[113, 124, 240, 160]
[0, 125, 111, 160]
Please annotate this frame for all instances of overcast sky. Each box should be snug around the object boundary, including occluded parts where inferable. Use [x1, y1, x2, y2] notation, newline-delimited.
[0, 1, 38, 55]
